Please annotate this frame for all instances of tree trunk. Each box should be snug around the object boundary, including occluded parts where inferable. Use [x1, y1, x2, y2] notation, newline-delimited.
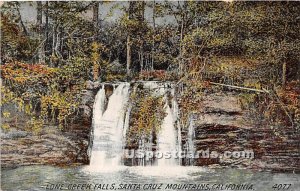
[179, 1, 187, 75]
[60, 27, 64, 55]
[141, 1, 145, 20]
[126, 2, 134, 77]
[93, 2, 99, 40]
[93, 2, 99, 23]
[37, 1, 45, 63]
[139, 1, 145, 73]
[140, 44, 144, 72]
[92, 2, 100, 81]
[55, 26, 61, 58]
[151, 0, 156, 71]
[37, 2, 42, 34]
[179, 18, 184, 75]
[45, 1, 49, 60]
[51, 21, 57, 67]
[282, 61, 287, 88]
[126, 35, 131, 76]
[16, 2, 28, 36]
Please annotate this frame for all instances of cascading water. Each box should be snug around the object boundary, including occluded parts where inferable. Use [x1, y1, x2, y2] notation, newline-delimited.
[89, 81, 184, 170]
[173, 101, 182, 165]
[186, 117, 196, 165]
[157, 101, 178, 166]
[92, 85, 106, 127]
[89, 83, 130, 168]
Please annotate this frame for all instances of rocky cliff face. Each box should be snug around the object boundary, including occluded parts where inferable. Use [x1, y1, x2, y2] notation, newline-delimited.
[1, 104, 91, 168]
[1, 125, 89, 168]
[190, 92, 300, 172]
[2, 81, 299, 172]
[1, 81, 101, 169]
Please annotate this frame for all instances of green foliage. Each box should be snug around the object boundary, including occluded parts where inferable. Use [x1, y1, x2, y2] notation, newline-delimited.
[1, 2, 39, 61]
[41, 90, 79, 129]
[1, 1, 299, 131]
[1, 61, 83, 131]
[127, 88, 166, 148]
[239, 93, 258, 110]
[178, 81, 204, 127]
[25, 117, 44, 135]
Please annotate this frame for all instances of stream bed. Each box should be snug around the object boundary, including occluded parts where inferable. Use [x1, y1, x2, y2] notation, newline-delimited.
[2, 165, 300, 191]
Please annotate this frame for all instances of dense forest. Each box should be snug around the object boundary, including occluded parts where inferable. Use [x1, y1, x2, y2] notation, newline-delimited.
[1, 1, 300, 132]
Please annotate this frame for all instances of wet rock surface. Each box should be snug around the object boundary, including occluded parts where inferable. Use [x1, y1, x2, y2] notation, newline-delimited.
[191, 92, 300, 172]
[2, 82, 299, 172]
[1, 124, 90, 168]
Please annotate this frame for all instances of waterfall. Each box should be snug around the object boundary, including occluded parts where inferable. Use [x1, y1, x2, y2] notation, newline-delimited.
[187, 117, 196, 165]
[157, 102, 178, 166]
[92, 85, 106, 125]
[89, 83, 130, 168]
[89, 81, 185, 169]
[172, 90, 182, 166]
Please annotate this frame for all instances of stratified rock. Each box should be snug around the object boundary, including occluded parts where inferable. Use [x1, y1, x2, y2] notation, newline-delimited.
[190, 92, 300, 173]
[202, 93, 242, 114]
[1, 125, 89, 168]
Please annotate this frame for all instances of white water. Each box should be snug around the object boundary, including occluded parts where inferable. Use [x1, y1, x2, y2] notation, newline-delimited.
[172, 91, 182, 166]
[89, 82, 182, 169]
[187, 117, 196, 165]
[157, 102, 178, 166]
[92, 85, 106, 125]
[142, 81, 170, 96]
[89, 83, 130, 169]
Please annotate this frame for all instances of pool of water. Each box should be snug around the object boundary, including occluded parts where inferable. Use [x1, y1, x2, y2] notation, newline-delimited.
[1, 165, 300, 191]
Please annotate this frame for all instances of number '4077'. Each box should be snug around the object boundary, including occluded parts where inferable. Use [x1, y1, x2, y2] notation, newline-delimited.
[272, 184, 292, 190]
